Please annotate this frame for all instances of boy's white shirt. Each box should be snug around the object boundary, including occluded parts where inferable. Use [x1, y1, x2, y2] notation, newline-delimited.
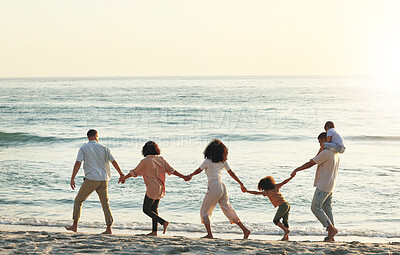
[326, 128, 344, 147]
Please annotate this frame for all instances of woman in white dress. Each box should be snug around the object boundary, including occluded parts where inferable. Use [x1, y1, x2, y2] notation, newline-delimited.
[188, 139, 251, 239]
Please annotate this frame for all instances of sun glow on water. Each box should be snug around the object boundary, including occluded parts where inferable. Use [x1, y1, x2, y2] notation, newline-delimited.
[369, 25, 400, 91]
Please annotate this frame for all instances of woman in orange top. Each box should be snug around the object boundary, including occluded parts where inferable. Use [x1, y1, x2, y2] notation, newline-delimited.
[246, 175, 293, 241]
[122, 141, 190, 236]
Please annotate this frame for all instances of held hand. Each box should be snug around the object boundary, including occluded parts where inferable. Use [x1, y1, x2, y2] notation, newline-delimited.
[291, 170, 297, 177]
[183, 175, 192, 182]
[240, 185, 247, 193]
[70, 179, 76, 190]
[118, 175, 126, 184]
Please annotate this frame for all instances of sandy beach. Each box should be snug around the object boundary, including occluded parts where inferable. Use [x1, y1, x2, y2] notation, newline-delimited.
[0, 229, 399, 255]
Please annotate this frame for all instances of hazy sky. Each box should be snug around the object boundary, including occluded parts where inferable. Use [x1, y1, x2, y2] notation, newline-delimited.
[1, 0, 399, 77]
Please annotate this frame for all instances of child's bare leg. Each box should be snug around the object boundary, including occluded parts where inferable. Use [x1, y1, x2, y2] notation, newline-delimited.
[101, 225, 112, 234]
[65, 220, 78, 232]
[202, 223, 213, 239]
[236, 222, 251, 239]
[276, 222, 290, 241]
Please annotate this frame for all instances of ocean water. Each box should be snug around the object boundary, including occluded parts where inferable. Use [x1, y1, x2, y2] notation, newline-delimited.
[0, 76, 399, 241]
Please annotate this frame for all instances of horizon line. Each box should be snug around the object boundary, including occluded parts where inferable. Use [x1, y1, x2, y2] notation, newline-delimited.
[0, 74, 376, 80]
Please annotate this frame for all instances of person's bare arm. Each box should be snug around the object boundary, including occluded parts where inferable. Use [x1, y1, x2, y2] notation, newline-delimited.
[246, 190, 264, 195]
[326, 136, 332, 143]
[189, 168, 203, 178]
[276, 176, 294, 188]
[70, 161, 81, 190]
[291, 160, 316, 177]
[172, 170, 191, 181]
[122, 172, 133, 182]
[111, 160, 125, 183]
[227, 169, 247, 192]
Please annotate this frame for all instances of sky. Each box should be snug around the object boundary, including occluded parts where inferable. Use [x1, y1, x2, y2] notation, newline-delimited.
[0, 0, 400, 77]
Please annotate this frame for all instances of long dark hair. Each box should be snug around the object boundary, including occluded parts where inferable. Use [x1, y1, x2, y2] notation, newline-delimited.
[203, 139, 228, 163]
[142, 141, 161, 157]
[258, 176, 276, 191]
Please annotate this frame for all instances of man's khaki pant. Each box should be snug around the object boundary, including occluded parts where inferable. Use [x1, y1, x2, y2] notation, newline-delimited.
[73, 179, 113, 226]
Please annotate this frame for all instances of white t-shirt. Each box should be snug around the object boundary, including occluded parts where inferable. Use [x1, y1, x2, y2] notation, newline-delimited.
[312, 150, 340, 193]
[76, 140, 115, 181]
[326, 128, 345, 147]
[199, 159, 231, 182]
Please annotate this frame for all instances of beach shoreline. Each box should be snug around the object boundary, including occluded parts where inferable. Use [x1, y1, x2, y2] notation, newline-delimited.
[1, 228, 399, 255]
[1, 224, 399, 244]
[0, 227, 399, 254]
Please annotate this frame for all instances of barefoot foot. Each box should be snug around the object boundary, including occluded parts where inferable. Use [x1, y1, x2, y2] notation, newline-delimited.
[325, 225, 338, 242]
[324, 236, 335, 242]
[281, 229, 290, 241]
[201, 234, 214, 239]
[101, 225, 112, 235]
[146, 231, 157, 236]
[65, 225, 77, 232]
[163, 221, 169, 234]
[243, 229, 251, 240]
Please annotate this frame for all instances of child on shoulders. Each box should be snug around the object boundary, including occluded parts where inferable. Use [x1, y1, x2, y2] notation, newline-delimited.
[317, 121, 345, 155]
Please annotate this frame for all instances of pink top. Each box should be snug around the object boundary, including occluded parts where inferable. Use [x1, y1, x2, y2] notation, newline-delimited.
[263, 186, 287, 207]
[130, 155, 175, 200]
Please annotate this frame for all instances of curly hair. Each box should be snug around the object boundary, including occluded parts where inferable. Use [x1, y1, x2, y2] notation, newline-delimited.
[203, 139, 228, 163]
[258, 176, 276, 191]
[142, 141, 161, 157]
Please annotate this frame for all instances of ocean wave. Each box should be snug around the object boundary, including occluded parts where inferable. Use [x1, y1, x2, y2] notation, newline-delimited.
[0, 216, 398, 239]
[0, 131, 79, 147]
[0, 131, 310, 148]
[346, 135, 400, 141]
[2, 131, 399, 148]
[204, 133, 309, 142]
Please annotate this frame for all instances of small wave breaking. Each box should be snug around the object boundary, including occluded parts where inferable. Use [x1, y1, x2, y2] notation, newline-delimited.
[0, 216, 398, 239]
[0, 131, 79, 147]
[346, 135, 400, 142]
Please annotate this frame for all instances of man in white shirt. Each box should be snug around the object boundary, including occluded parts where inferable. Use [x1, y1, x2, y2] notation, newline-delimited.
[291, 132, 340, 242]
[65, 129, 125, 234]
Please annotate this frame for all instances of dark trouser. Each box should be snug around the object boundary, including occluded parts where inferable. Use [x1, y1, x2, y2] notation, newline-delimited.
[273, 202, 290, 228]
[143, 195, 166, 232]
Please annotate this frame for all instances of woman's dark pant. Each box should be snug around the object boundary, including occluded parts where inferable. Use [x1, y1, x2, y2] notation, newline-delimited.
[143, 195, 166, 232]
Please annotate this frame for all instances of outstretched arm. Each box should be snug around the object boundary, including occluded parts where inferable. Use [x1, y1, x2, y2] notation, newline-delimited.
[111, 160, 125, 183]
[70, 161, 81, 190]
[227, 170, 247, 192]
[291, 160, 316, 177]
[122, 172, 133, 182]
[189, 168, 203, 178]
[172, 170, 191, 181]
[246, 190, 264, 195]
[276, 176, 294, 188]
